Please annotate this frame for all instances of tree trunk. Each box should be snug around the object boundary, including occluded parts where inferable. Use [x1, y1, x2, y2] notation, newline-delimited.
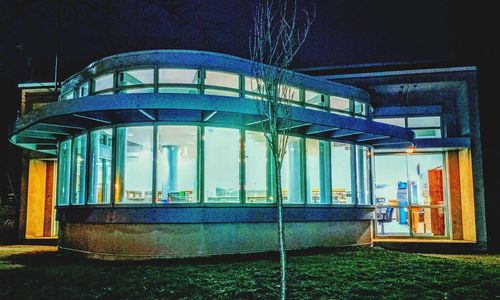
[274, 153, 286, 300]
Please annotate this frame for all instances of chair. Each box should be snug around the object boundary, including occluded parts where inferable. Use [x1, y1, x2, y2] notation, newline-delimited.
[376, 207, 394, 235]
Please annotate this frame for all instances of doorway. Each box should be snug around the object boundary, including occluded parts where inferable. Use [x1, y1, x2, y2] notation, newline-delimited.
[25, 159, 57, 238]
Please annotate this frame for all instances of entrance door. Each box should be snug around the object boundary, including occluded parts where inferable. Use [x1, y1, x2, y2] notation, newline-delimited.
[25, 159, 57, 238]
[374, 153, 447, 238]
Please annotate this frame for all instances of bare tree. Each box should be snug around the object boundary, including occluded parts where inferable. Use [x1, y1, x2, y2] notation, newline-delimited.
[249, 0, 314, 299]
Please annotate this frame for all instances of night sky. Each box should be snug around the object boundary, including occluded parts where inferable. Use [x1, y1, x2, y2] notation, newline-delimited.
[1, 1, 498, 248]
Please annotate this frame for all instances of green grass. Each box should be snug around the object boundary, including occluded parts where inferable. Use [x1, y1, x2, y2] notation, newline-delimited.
[0, 245, 498, 299]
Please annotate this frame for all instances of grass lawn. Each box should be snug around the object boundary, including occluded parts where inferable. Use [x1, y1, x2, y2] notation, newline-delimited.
[0, 245, 498, 299]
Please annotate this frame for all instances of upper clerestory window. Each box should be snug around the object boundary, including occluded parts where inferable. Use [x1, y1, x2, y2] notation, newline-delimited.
[159, 68, 199, 84]
[93, 73, 113, 93]
[205, 71, 239, 89]
[305, 90, 326, 107]
[118, 69, 154, 86]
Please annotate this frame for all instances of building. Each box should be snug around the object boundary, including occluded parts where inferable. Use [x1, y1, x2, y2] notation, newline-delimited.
[8, 50, 487, 259]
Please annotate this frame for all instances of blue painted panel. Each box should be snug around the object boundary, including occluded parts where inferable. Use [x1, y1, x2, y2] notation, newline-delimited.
[56, 206, 375, 224]
[374, 105, 443, 117]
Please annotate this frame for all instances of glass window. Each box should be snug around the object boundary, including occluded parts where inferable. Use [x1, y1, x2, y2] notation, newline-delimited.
[244, 76, 264, 94]
[57, 139, 71, 205]
[330, 96, 350, 112]
[118, 88, 154, 94]
[278, 85, 300, 102]
[159, 87, 199, 94]
[374, 118, 406, 127]
[205, 71, 239, 89]
[356, 146, 371, 205]
[88, 129, 113, 204]
[413, 128, 442, 138]
[159, 68, 199, 84]
[61, 91, 74, 101]
[204, 89, 239, 97]
[204, 127, 240, 203]
[245, 131, 270, 203]
[156, 126, 198, 203]
[93, 74, 113, 92]
[118, 69, 154, 86]
[78, 82, 89, 98]
[115, 126, 153, 204]
[306, 139, 330, 204]
[305, 90, 325, 107]
[281, 136, 304, 203]
[331, 142, 353, 204]
[407, 116, 441, 128]
[354, 101, 367, 115]
[406, 154, 444, 206]
[70, 134, 87, 205]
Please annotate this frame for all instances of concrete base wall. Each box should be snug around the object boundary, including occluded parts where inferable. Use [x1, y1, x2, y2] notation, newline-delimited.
[58, 221, 372, 260]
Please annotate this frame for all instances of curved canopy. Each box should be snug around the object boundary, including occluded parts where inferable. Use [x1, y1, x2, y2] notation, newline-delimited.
[10, 93, 415, 155]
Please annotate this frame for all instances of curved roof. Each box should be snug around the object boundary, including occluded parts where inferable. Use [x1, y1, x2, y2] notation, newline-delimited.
[60, 50, 371, 104]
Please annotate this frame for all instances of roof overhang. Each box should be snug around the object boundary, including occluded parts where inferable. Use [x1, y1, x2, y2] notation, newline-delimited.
[10, 94, 415, 155]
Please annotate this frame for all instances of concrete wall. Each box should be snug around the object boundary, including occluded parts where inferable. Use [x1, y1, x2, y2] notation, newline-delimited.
[58, 221, 372, 260]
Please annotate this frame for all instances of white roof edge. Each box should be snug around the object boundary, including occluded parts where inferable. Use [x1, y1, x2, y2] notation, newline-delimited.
[18, 82, 56, 88]
[317, 66, 477, 80]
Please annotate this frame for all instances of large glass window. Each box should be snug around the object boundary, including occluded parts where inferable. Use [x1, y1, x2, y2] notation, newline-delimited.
[356, 146, 371, 205]
[204, 127, 240, 203]
[88, 129, 113, 204]
[156, 126, 198, 203]
[281, 136, 304, 203]
[70, 134, 87, 205]
[306, 139, 330, 204]
[278, 85, 300, 102]
[245, 131, 270, 203]
[57, 139, 71, 206]
[118, 69, 154, 86]
[354, 101, 367, 116]
[244, 76, 264, 95]
[204, 71, 239, 89]
[78, 82, 89, 98]
[93, 74, 113, 93]
[115, 126, 153, 204]
[331, 142, 353, 204]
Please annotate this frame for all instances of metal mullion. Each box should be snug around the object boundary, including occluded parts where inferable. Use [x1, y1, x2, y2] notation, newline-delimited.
[152, 123, 158, 206]
[405, 153, 414, 237]
[239, 74, 245, 98]
[240, 129, 245, 204]
[153, 67, 159, 93]
[301, 137, 307, 206]
[200, 68, 205, 94]
[110, 127, 118, 207]
[351, 144, 358, 206]
[325, 141, 333, 205]
[199, 126, 205, 205]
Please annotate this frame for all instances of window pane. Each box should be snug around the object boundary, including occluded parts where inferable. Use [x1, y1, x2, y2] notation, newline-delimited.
[204, 89, 239, 97]
[159, 68, 199, 84]
[57, 140, 71, 205]
[407, 116, 441, 128]
[159, 87, 199, 94]
[306, 139, 330, 204]
[204, 127, 240, 203]
[118, 87, 154, 94]
[244, 76, 264, 94]
[356, 146, 371, 205]
[305, 90, 325, 107]
[115, 126, 153, 204]
[78, 83, 89, 98]
[156, 126, 198, 203]
[374, 118, 406, 127]
[93, 74, 113, 92]
[331, 142, 353, 204]
[411, 207, 446, 236]
[330, 96, 350, 112]
[374, 155, 407, 206]
[61, 91, 74, 101]
[118, 69, 154, 86]
[407, 154, 444, 206]
[278, 85, 300, 102]
[205, 71, 239, 89]
[413, 128, 442, 138]
[354, 101, 367, 115]
[70, 134, 87, 205]
[282, 136, 303, 203]
[245, 131, 270, 203]
[88, 129, 113, 204]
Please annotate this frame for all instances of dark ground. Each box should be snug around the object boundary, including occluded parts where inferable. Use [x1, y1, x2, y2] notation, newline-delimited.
[0, 245, 498, 299]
